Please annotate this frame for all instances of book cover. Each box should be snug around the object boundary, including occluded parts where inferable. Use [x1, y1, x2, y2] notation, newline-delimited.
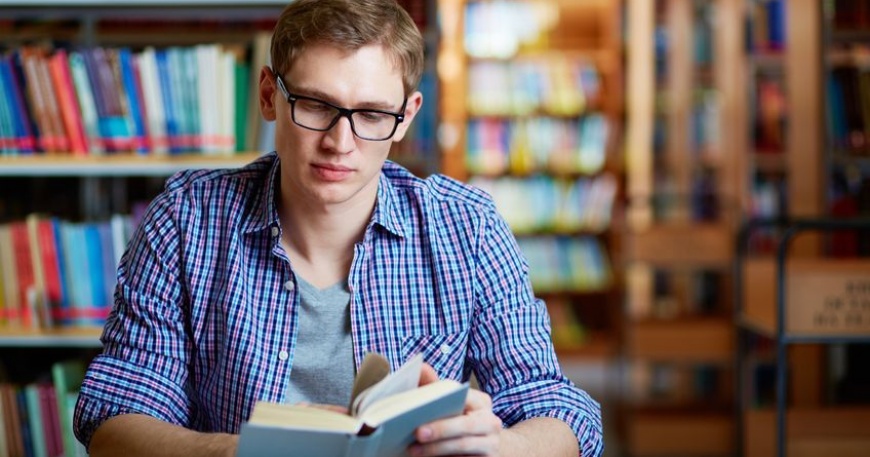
[136, 47, 168, 154]
[20, 46, 56, 153]
[68, 51, 104, 155]
[1, 384, 24, 457]
[1, 53, 36, 153]
[155, 48, 181, 153]
[9, 221, 36, 329]
[51, 360, 86, 457]
[118, 47, 148, 153]
[0, 224, 20, 325]
[237, 353, 468, 457]
[38, 384, 62, 457]
[0, 385, 8, 457]
[34, 48, 70, 153]
[48, 49, 88, 155]
[0, 57, 20, 154]
[24, 384, 47, 457]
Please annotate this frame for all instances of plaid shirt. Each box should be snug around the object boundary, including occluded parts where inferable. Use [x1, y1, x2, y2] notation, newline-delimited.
[74, 152, 603, 456]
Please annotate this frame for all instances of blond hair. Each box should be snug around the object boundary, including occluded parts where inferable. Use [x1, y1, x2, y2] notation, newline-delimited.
[270, 0, 424, 94]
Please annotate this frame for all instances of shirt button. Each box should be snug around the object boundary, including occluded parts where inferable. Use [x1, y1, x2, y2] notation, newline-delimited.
[284, 280, 295, 291]
[440, 344, 450, 355]
[271, 226, 279, 237]
[278, 350, 289, 361]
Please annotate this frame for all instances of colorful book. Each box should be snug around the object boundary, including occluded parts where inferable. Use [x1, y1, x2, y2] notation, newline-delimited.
[48, 49, 88, 155]
[68, 51, 104, 155]
[51, 360, 87, 457]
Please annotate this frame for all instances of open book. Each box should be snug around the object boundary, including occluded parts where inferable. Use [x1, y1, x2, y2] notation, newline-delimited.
[236, 353, 469, 457]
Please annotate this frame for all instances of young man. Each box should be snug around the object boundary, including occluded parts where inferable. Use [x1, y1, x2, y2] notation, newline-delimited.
[74, 0, 603, 456]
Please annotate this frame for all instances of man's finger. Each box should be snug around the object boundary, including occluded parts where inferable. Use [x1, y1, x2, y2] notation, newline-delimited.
[463, 389, 492, 413]
[419, 363, 439, 386]
[416, 409, 502, 442]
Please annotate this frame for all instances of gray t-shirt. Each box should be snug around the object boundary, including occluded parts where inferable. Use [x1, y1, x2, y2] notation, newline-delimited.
[284, 277, 355, 406]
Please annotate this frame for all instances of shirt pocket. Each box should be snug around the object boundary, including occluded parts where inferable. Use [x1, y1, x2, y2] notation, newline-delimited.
[400, 331, 469, 381]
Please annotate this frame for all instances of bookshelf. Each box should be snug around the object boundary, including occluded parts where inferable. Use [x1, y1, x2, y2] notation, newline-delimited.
[623, 0, 744, 455]
[0, 2, 438, 455]
[437, 0, 624, 364]
[735, 1, 870, 456]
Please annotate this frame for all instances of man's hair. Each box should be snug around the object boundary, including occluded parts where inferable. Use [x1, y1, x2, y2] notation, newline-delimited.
[270, 0, 425, 94]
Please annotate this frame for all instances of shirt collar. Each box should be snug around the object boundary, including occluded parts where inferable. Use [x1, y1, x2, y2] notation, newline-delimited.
[240, 154, 405, 239]
[240, 152, 281, 235]
[372, 169, 405, 238]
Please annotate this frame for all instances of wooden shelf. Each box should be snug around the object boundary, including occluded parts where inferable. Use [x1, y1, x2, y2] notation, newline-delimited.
[625, 223, 733, 267]
[752, 152, 788, 173]
[0, 326, 102, 348]
[627, 317, 733, 364]
[627, 410, 734, 456]
[0, 152, 264, 177]
[744, 407, 870, 457]
[555, 333, 618, 362]
[740, 257, 870, 338]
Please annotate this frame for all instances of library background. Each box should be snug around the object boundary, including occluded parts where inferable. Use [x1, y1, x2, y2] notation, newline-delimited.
[0, 0, 869, 456]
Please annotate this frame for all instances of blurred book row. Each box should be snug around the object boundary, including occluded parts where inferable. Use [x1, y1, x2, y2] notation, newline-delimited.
[0, 38, 274, 157]
[517, 236, 611, 293]
[467, 58, 601, 117]
[0, 214, 135, 331]
[471, 174, 617, 235]
[466, 115, 608, 176]
[0, 360, 87, 457]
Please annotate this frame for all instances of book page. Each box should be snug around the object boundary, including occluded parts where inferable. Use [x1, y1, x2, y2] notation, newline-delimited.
[360, 380, 466, 427]
[351, 353, 424, 416]
[248, 401, 362, 434]
[348, 352, 391, 412]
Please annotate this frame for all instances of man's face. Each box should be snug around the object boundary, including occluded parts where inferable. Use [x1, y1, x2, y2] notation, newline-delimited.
[260, 43, 422, 209]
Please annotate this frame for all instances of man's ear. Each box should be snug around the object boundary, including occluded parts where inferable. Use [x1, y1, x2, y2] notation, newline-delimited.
[259, 66, 278, 121]
[391, 90, 423, 143]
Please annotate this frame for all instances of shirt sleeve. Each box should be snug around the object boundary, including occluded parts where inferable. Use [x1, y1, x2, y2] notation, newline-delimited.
[468, 207, 604, 457]
[73, 191, 194, 448]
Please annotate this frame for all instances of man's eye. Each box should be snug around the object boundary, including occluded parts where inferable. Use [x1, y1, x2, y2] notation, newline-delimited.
[358, 111, 390, 123]
[298, 100, 333, 112]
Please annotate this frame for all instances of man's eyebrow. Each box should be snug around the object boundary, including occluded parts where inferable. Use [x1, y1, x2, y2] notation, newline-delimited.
[288, 85, 401, 112]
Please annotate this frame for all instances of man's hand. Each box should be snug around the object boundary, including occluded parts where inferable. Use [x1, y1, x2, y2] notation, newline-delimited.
[409, 364, 503, 456]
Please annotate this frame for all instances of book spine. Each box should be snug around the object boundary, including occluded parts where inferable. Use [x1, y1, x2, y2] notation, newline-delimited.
[35, 48, 71, 153]
[48, 49, 89, 156]
[69, 51, 104, 155]
[118, 48, 148, 153]
[137, 47, 168, 154]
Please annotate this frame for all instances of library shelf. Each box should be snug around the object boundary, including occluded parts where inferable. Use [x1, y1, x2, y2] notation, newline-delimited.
[626, 317, 734, 364]
[744, 407, 870, 457]
[752, 152, 788, 174]
[626, 409, 734, 457]
[624, 223, 733, 268]
[0, 152, 264, 177]
[554, 332, 618, 363]
[740, 257, 870, 339]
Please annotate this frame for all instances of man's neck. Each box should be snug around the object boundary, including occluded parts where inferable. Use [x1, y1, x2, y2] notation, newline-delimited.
[277, 184, 377, 288]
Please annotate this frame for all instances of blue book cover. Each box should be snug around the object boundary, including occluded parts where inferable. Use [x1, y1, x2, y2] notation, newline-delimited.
[97, 222, 117, 309]
[156, 48, 180, 153]
[0, 59, 14, 154]
[1, 54, 37, 154]
[83, 223, 107, 311]
[181, 47, 200, 150]
[118, 48, 148, 153]
[50, 218, 70, 310]
[9, 50, 39, 153]
[238, 376, 467, 457]
[17, 388, 34, 457]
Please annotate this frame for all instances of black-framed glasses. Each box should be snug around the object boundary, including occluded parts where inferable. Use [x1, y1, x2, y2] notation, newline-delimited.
[275, 74, 406, 141]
